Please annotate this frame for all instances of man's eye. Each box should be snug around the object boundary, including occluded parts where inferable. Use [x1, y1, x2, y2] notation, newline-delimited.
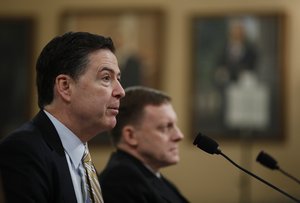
[158, 124, 173, 132]
[103, 75, 111, 81]
[158, 126, 167, 133]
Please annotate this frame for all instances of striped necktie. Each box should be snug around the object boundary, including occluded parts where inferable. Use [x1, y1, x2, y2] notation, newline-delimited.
[82, 146, 104, 203]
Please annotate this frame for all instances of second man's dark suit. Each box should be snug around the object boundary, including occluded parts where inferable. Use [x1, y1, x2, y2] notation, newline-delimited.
[99, 150, 189, 203]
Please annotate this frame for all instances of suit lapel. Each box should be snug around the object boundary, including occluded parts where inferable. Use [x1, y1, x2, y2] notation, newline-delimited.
[113, 150, 188, 203]
[159, 176, 189, 203]
[129, 155, 183, 203]
[150, 176, 182, 203]
[32, 111, 77, 202]
[32, 111, 64, 155]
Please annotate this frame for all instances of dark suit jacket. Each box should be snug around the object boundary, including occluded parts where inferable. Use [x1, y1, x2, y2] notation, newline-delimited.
[99, 150, 189, 203]
[0, 111, 77, 203]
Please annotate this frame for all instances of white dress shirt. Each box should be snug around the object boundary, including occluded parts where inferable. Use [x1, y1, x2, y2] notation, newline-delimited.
[44, 110, 88, 203]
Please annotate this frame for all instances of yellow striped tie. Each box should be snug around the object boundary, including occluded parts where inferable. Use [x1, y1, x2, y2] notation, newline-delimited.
[82, 146, 104, 203]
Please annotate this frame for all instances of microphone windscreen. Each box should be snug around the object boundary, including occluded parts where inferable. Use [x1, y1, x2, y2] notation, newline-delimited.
[193, 133, 220, 154]
[256, 151, 279, 170]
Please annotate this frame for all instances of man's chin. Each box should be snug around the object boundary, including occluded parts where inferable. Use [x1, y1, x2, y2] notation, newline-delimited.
[172, 156, 180, 163]
[167, 157, 180, 166]
[105, 118, 117, 129]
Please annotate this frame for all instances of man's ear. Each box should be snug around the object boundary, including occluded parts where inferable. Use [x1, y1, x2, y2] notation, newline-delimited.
[55, 74, 72, 102]
[122, 126, 138, 146]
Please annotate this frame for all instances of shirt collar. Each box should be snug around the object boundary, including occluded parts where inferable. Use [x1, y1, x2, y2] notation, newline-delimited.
[44, 110, 85, 169]
[144, 164, 161, 178]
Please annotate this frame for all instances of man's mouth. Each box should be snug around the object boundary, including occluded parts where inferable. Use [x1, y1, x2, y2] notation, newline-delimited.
[108, 106, 119, 115]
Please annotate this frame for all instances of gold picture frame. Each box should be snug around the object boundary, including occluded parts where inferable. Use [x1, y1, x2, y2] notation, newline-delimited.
[190, 12, 286, 140]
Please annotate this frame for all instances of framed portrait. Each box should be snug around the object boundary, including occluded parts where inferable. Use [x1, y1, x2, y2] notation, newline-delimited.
[61, 9, 165, 144]
[190, 13, 286, 140]
[0, 18, 34, 138]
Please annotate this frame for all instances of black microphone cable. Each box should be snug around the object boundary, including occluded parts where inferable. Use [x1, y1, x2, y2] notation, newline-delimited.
[193, 133, 300, 203]
[257, 151, 300, 185]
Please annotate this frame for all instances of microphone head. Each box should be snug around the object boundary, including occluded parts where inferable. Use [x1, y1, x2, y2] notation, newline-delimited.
[193, 133, 221, 154]
[256, 151, 279, 170]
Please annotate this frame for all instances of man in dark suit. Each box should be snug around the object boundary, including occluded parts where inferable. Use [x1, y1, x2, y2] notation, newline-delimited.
[0, 32, 125, 202]
[99, 86, 189, 203]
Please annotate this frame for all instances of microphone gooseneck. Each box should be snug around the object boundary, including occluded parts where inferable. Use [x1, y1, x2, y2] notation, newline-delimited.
[193, 133, 300, 203]
[257, 151, 300, 185]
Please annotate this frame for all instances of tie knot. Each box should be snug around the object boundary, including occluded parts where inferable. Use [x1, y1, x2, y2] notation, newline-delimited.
[83, 146, 92, 163]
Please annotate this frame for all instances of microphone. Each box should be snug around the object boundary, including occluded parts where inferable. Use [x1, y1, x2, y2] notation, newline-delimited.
[193, 133, 300, 203]
[193, 133, 221, 155]
[257, 151, 300, 185]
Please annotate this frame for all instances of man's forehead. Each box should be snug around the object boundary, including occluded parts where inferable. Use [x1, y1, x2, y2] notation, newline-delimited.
[143, 104, 174, 119]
